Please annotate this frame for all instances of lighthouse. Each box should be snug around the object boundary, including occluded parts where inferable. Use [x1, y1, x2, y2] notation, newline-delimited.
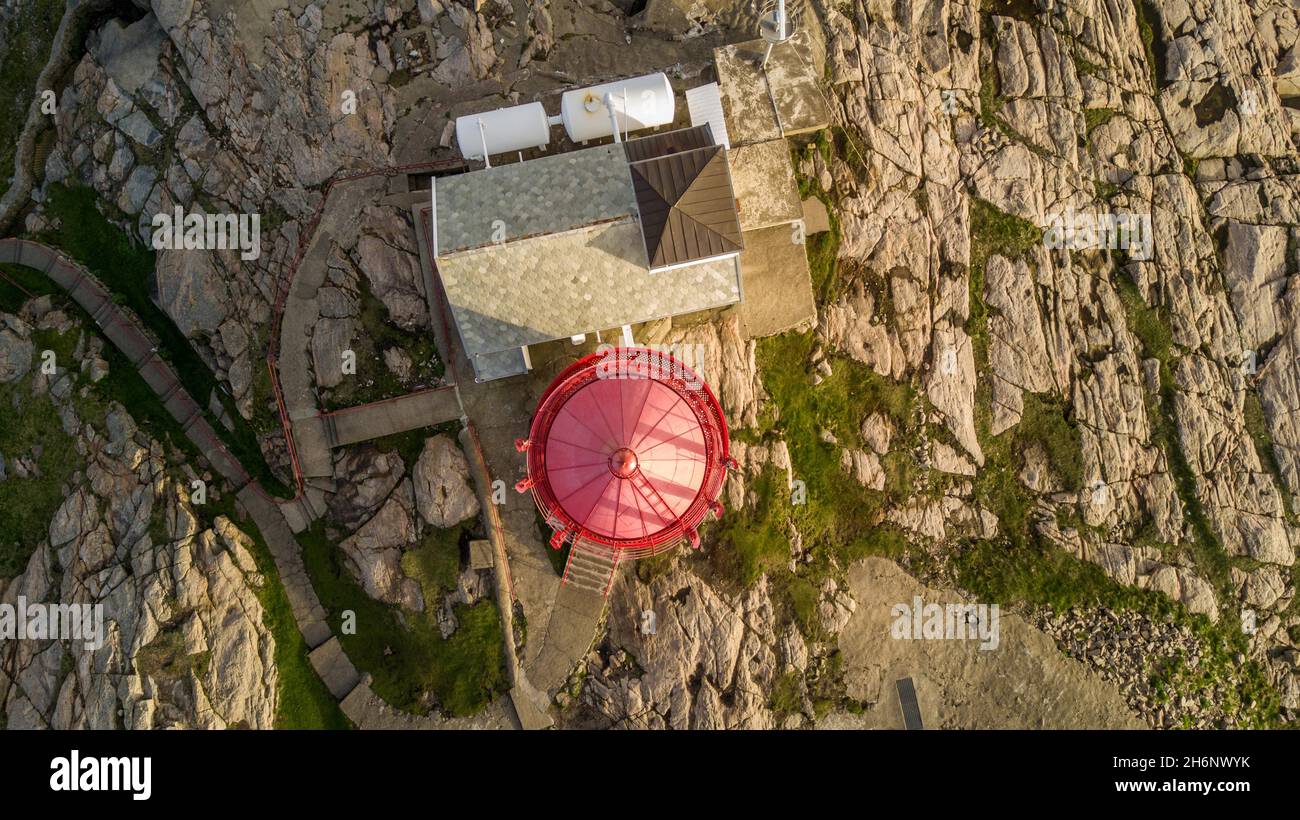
[515, 347, 732, 595]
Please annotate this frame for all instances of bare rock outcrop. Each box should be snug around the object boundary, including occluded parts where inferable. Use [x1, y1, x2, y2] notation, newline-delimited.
[0, 308, 276, 729]
[580, 565, 778, 729]
[338, 483, 424, 612]
[411, 435, 480, 529]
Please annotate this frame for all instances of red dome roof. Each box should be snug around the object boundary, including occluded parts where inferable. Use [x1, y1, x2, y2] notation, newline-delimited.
[518, 347, 731, 558]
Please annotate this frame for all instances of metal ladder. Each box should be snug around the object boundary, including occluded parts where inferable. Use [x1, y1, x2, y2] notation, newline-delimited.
[562, 546, 620, 596]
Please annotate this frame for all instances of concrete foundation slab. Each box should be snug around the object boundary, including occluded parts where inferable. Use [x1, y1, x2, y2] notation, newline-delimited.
[738, 223, 817, 339]
[802, 195, 831, 234]
[309, 636, 361, 700]
[714, 31, 831, 147]
[469, 539, 495, 570]
[730, 139, 803, 232]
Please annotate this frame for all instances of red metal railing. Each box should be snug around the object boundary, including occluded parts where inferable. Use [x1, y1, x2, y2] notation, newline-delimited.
[263, 158, 466, 495]
[465, 420, 516, 603]
[521, 347, 732, 561]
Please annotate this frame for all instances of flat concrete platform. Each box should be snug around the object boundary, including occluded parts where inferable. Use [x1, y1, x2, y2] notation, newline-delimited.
[714, 31, 831, 147]
[738, 223, 817, 339]
[309, 636, 361, 700]
[730, 139, 803, 232]
[802, 195, 831, 234]
[321, 386, 462, 448]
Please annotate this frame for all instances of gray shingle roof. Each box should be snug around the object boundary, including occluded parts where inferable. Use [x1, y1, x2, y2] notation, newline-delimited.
[436, 218, 741, 375]
[434, 144, 638, 254]
[431, 128, 748, 381]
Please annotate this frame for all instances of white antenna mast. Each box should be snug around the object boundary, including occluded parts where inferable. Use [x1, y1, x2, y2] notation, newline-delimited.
[759, 0, 795, 68]
[478, 118, 492, 169]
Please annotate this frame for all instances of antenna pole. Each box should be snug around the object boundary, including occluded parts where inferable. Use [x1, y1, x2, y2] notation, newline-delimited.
[761, 0, 793, 68]
[478, 118, 491, 169]
[604, 92, 622, 143]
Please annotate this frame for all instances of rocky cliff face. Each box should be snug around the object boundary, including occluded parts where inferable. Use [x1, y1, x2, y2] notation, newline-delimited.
[10, 0, 1300, 729]
[33, 2, 401, 424]
[564, 0, 1300, 729]
[0, 299, 276, 729]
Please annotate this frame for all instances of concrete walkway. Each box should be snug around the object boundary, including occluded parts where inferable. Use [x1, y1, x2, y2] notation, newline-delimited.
[1, 240, 253, 488]
[0, 237, 343, 641]
[321, 386, 462, 447]
[411, 203, 608, 698]
[0, 239, 336, 642]
[275, 175, 390, 480]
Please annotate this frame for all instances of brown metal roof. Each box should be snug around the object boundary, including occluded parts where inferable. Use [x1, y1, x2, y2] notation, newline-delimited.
[621, 124, 715, 163]
[629, 144, 744, 269]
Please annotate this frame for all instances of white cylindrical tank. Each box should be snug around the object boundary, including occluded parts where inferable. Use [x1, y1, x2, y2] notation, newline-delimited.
[560, 72, 675, 143]
[456, 102, 551, 160]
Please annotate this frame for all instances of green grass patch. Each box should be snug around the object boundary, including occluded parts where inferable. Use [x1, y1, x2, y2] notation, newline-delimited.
[0, 381, 79, 577]
[134, 627, 210, 681]
[768, 670, 804, 716]
[321, 276, 443, 411]
[1083, 107, 1118, 136]
[370, 421, 460, 471]
[714, 471, 795, 587]
[978, 55, 1007, 134]
[792, 135, 844, 301]
[1135, 0, 1166, 93]
[710, 328, 920, 634]
[401, 525, 462, 604]
[300, 521, 506, 716]
[0, 263, 59, 310]
[229, 515, 351, 729]
[5, 262, 211, 465]
[968, 391, 1085, 556]
[979, 0, 1037, 22]
[1243, 388, 1295, 521]
[968, 198, 1041, 274]
[0, 283, 347, 726]
[0, 0, 64, 197]
[967, 197, 1042, 383]
[1114, 276, 1231, 596]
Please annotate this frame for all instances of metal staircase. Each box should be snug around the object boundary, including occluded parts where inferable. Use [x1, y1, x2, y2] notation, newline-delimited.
[562, 545, 620, 596]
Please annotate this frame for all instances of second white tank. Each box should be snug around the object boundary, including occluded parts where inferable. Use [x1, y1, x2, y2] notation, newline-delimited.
[559, 72, 676, 142]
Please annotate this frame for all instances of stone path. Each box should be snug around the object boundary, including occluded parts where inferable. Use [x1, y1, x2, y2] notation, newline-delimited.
[1, 239, 252, 490]
[275, 175, 388, 481]
[0, 238, 333, 641]
[1, 237, 521, 729]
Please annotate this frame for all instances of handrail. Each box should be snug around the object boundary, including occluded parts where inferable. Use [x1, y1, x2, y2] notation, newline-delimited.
[264, 158, 467, 496]
[521, 347, 732, 561]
